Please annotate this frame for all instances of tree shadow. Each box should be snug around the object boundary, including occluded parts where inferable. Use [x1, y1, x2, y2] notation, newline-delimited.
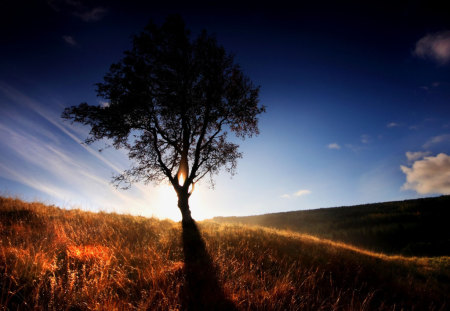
[180, 220, 236, 311]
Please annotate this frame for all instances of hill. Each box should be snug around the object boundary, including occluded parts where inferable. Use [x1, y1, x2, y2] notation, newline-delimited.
[1, 196, 449, 310]
[213, 196, 450, 257]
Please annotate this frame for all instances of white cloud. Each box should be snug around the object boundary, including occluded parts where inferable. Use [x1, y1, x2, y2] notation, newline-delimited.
[401, 153, 450, 195]
[414, 31, 450, 65]
[423, 134, 450, 149]
[406, 151, 431, 162]
[387, 122, 399, 128]
[327, 143, 341, 150]
[62, 35, 77, 46]
[280, 189, 311, 199]
[361, 134, 370, 144]
[294, 189, 311, 197]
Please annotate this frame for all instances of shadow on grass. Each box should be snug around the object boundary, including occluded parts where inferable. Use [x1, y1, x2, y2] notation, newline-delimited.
[181, 220, 236, 311]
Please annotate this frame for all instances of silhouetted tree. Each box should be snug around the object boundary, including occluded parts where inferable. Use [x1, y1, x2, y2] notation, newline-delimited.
[62, 15, 265, 224]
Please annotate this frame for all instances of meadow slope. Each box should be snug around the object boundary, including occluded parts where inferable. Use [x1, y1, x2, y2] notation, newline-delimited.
[213, 196, 450, 257]
[1, 197, 449, 310]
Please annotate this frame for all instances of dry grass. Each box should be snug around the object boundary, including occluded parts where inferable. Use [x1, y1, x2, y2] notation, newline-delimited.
[1, 196, 448, 310]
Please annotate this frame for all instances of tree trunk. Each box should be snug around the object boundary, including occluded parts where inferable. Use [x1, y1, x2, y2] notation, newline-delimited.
[177, 190, 193, 225]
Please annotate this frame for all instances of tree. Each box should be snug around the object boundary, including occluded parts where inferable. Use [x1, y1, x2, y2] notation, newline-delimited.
[62, 15, 265, 224]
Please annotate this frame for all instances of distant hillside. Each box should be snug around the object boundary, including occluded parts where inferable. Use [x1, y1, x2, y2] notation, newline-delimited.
[1, 196, 449, 310]
[213, 196, 450, 256]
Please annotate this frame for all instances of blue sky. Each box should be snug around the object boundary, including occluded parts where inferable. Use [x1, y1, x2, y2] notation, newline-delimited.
[1, 0, 450, 221]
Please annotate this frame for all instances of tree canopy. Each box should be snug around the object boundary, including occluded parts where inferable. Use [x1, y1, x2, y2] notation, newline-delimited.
[62, 15, 265, 222]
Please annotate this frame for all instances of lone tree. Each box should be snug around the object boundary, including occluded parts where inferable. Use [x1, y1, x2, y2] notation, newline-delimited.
[62, 16, 265, 224]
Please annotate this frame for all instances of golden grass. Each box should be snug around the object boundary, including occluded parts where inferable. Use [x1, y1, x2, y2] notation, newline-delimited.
[1, 196, 448, 310]
[256, 225, 450, 269]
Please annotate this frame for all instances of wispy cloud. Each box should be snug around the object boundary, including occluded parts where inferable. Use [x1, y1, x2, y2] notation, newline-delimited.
[420, 81, 444, 92]
[294, 189, 311, 197]
[405, 151, 431, 163]
[73, 6, 107, 22]
[345, 144, 360, 153]
[414, 31, 450, 65]
[432, 82, 441, 87]
[327, 143, 341, 150]
[0, 82, 184, 219]
[423, 134, 450, 149]
[360, 134, 370, 144]
[0, 115, 155, 215]
[48, 0, 107, 22]
[281, 189, 311, 199]
[62, 35, 77, 46]
[0, 162, 75, 201]
[0, 82, 124, 174]
[387, 122, 399, 128]
[401, 153, 450, 195]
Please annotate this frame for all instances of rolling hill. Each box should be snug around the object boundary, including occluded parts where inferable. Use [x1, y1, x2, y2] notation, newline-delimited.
[213, 196, 450, 257]
[1, 196, 449, 310]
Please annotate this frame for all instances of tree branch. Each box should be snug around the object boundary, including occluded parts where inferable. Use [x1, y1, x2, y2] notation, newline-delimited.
[151, 128, 177, 186]
[200, 117, 227, 151]
[150, 109, 183, 154]
[188, 106, 211, 181]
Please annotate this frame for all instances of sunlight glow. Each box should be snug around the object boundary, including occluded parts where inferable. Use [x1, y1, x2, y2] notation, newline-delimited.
[189, 182, 195, 194]
[67, 245, 111, 261]
[151, 182, 206, 221]
[154, 183, 179, 221]
[178, 173, 185, 186]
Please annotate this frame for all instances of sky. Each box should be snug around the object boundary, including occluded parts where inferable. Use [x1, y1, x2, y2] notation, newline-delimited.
[1, 0, 450, 221]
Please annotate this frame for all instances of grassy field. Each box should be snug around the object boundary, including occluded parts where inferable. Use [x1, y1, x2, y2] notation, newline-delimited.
[1, 196, 449, 310]
[214, 196, 450, 257]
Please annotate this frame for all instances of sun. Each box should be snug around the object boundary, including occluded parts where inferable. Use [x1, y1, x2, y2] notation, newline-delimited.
[152, 182, 206, 222]
[154, 183, 180, 221]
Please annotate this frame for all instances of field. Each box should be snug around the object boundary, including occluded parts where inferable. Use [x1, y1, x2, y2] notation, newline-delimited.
[214, 196, 450, 257]
[1, 196, 449, 310]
